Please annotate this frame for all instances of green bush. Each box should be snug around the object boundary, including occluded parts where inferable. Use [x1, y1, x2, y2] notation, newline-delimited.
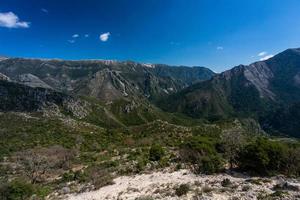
[196, 154, 223, 174]
[136, 157, 148, 172]
[179, 136, 224, 174]
[238, 138, 287, 175]
[0, 179, 34, 200]
[175, 184, 190, 196]
[221, 178, 232, 187]
[149, 145, 165, 161]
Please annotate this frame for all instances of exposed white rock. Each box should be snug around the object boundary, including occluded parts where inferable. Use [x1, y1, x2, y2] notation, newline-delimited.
[0, 73, 10, 81]
[66, 169, 300, 200]
[244, 62, 275, 100]
[99, 60, 118, 65]
[16, 73, 52, 89]
[142, 63, 155, 68]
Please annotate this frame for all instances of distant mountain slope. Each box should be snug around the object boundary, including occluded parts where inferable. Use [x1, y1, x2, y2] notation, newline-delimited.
[0, 80, 65, 112]
[152, 64, 215, 85]
[0, 58, 214, 102]
[158, 48, 300, 137]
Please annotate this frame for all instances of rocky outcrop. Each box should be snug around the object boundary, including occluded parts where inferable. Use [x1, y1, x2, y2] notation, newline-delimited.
[16, 73, 52, 89]
[75, 68, 136, 102]
[0, 73, 10, 81]
[244, 62, 275, 99]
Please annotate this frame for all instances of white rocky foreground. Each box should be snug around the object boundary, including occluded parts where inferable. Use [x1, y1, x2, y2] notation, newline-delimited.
[64, 169, 300, 200]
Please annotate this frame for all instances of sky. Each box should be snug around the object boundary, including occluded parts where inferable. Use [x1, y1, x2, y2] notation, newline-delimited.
[1, 0, 300, 72]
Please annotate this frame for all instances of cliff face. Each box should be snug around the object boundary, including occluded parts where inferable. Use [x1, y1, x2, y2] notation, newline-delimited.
[0, 80, 65, 112]
[0, 80, 89, 118]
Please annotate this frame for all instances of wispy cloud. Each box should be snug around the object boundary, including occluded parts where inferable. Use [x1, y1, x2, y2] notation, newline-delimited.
[41, 8, 48, 13]
[68, 40, 75, 44]
[0, 12, 30, 28]
[99, 32, 110, 42]
[260, 55, 274, 61]
[217, 46, 224, 50]
[257, 51, 273, 61]
[258, 51, 267, 56]
[84, 34, 89, 38]
[72, 34, 79, 38]
[170, 41, 181, 46]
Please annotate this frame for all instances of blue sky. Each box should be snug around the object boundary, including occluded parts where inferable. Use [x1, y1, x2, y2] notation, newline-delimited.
[1, 0, 300, 72]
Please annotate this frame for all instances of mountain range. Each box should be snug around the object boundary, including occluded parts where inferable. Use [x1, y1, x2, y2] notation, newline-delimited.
[158, 48, 300, 137]
[0, 48, 300, 137]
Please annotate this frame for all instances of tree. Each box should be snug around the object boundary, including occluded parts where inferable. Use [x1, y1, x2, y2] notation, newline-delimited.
[17, 150, 49, 184]
[179, 136, 224, 174]
[15, 145, 75, 184]
[284, 147, 300, 176]
[220, 130, 246, 169]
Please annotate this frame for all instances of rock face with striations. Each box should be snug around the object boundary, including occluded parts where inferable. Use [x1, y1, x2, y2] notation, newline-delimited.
[15, 73, 52, 89]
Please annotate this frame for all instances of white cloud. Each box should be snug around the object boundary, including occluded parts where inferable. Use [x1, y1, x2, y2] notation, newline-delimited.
[217, 46, 224, 50]
[258, 51, 267, 56]
[0, 12, 30, 28]
[84, 34, 89, 38]
[68, 40, 75, 43]
[99, 32, 110, 42]
[260, 54, 274, 61]
[72, 34, 79, 38]
[41, 8, 48, 13]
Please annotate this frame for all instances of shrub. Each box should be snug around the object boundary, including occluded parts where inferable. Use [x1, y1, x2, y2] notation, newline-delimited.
[242, 185, 251, 191]
[86, 168, 114, 189]
[136, 157, 148, 172]
[0, 179, 34, 200]
[221, 178, 232, 187]
[14, 146, 75, 184]
[237, 138, 287, 175]
[284, 147, 300, 176]
[179, 136, 224, 174]
[198, 155, 223, 174]
[202, 185, 213, 193]
[175, 184, 190, 196]
[220, 130, 246, 169]
[149, 145, 165, 161]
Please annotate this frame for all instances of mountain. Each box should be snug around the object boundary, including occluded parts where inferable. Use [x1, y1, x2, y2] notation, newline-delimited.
[2, 50, 300, 137]
[0, 59, 215, 129]
[0, 58, 214, 102]
[1, 50, 300, 200]
[158, 48, 300, 137]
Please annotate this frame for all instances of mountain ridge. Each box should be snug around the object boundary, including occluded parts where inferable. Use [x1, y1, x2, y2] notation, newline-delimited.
[158, 47, 300, 137]
[0, 58, 215, 103]
[1, 48, 300, 137]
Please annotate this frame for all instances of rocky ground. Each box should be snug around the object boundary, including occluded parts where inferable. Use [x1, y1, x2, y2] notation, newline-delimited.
[51, 169, 300, 200]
